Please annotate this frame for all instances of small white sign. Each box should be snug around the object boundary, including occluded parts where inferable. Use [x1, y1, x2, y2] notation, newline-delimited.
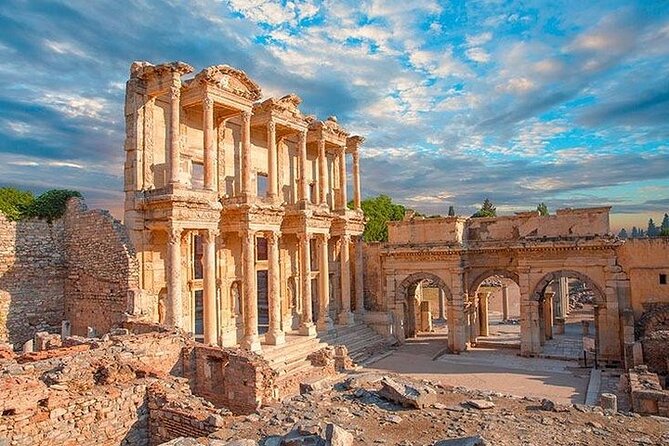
[583, 337, 595, 352]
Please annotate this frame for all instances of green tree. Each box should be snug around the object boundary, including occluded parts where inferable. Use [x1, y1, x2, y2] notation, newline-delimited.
[660, 228, 669, 237]
[21, 189, 82, 223]
[647, 218, 659, 237]
[631, 226, 638, 238]
[661, 213, 669, 232]
[617, 228, 628, 239]
[356, 194, 405, 242]
[448, 205, 455, 216]
[537, 202, 549, 216]
[0, 187, 35, 221]
[471, 198, 496, 218]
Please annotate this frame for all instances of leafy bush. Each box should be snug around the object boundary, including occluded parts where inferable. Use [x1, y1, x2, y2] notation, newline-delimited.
[0, 188, 82, 223]
[21, 189, 82, 223]
[0, 187, 35, 221]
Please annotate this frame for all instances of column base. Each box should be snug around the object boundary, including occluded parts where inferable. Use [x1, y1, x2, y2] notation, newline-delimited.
[240, 335, 262, 353]
[338, 311, 355, 326]
[220, 327, 238, 347]
[317, 317, 334, 332]
[354, 311, 366, 323]
[299, 322, 317, 337]
[265, 330, 286, 346]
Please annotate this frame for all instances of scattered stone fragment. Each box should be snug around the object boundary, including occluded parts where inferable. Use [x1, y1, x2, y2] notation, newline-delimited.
[465, 400, 495, 410]
[377, 377, 435, 409]
[433, 437, 488, 446]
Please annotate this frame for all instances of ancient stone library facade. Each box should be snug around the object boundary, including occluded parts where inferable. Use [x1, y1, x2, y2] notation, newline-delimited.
[0, 62, 668, 428]
[123, 61, 365, 352]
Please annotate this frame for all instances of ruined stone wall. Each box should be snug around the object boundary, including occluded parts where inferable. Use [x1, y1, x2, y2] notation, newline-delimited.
[362, 243, 383, 312]
[466, 207, 611, 242]
[63, 199, 141, 337]
[184, 345, 277, 415]
[0, 331, 189, 446]
[388, 217, 466, 245]
[616, 238, 669, 318]
[0, 213, 66, 347]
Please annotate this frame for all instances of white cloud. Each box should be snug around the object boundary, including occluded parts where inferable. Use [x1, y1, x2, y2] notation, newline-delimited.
[465, 47, 490, 63]
[512, 120, 567, 156]
[409, 49, 471, 78]
[496, 77, 536, 94]
[465, 32, 492, 47]
[38, 93, 110, 121]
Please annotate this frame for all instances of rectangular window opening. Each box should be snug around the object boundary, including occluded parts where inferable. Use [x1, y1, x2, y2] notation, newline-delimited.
[192, 162, 204, 189]
[660, 273, 667, 285]
[193, 234, 203, 280]
[256, 237, 268, 261]
[257, 172, 268, 196]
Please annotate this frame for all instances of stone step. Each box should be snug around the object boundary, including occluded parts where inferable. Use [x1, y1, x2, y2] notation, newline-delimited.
[262, 335, 323, 363]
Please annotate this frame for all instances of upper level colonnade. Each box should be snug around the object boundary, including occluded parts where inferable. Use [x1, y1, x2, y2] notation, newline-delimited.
[124, 61, 363, 213]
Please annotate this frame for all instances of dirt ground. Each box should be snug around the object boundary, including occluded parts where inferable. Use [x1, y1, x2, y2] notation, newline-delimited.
[218, 372, 669, 446]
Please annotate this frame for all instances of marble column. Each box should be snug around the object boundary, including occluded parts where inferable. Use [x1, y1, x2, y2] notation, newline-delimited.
[298, 130, 308, 203]
[203, 96, 215, 190]
[439, 289, 447, 320]
[338, 234, 354, 325]
[338, 148, 347, 209]
[298, 233, 316, 335]
[267, 120, 278, 201]
[502, 285, 509, 321]
[166, 227, 183, 328]
[318, 139, 327, 205]
[265, 231, 284, 345]
[354, 236, 364, 317]
[202, 229, 217, 345]
[317, 234, 333, 331]
[241, 111, 253, 197]
[352, 149, 361, 211]
[478, 292, 489, 337]
[168, 84, 181, 184]
[240, 230, 260, 352]
[544, 291, 554, 340]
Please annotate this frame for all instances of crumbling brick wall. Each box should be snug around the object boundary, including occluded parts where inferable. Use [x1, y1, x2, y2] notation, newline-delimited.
[63, 198, 141, 336]
[184, 345, 278, 415]
[626, 366, 669, 417]
[0, 331, 190, 446]
[0, 213, 66, 347]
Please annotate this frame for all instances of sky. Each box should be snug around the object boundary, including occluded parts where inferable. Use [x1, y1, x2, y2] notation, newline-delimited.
[0, 0, 668, 231]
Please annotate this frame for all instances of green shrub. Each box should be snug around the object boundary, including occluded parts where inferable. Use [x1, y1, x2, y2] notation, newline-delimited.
[21, 189, 82, 223]
[0, 187, 35, 221]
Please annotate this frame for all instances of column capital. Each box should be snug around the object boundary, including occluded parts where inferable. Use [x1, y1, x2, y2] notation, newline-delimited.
[317, 232, 331, 242]
[265, 230, 281, 244]
[203, 95, 214, 110]
[267, 119, 276, 132]
[168, 226, 182, 244]
[351, 149, 360, 161]
[297, 232, 311, 243]
[340, 233, 351, 244]
[241, 110, 252, 122]
[201, 228, 219, 243]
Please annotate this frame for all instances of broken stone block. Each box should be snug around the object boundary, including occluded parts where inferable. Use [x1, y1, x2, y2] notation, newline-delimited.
[223, 441, 258, 446]
[600, 393, 617, 413]
[433, 436, 488, 446]
[540, 398, 570, 412]
[207, 413, 227, 428]
[377, 377, 435, 408]
[323, 423, 353, 446]
[465, 400, 495, 410]
[22, 339, 33, 353]
[158, 438, 201, 446]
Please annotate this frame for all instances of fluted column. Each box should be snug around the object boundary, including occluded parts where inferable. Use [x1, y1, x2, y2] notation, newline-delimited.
[354, 236, 364, 317]
[267, 120, 278, 201]
[265, 231, 285, 345]
[338, 148, 347, 209]
[352, 149, 361, 211]
[168, 84, 181, 184]
[338, 234, 354, 325]
[318, 139, 327, 205]
[317, 234, 333, 331]
[298, 130, 308, 203]
[166, 226, 183, 327]
[241, 111, 253, 197]
[298, 233, 316, 335]
[203, 96, 215, 190]
[202, 229, 217, 345]
[241, 230, 260, 351]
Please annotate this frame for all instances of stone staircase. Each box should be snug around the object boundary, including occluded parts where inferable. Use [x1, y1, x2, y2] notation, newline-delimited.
[260, 321, 390, 377]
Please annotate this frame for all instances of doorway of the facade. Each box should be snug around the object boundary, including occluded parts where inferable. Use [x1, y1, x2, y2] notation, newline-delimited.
[402, 275, 449, 340]
[538, 274, 599, 360]
[471, 276, 521, 349]
[257, 270, 269, 335]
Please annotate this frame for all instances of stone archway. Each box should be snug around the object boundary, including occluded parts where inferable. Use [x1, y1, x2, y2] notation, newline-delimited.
[467, 269, 521, 348]
[396, 272, 452, 341]
[526, 269, 606, 358]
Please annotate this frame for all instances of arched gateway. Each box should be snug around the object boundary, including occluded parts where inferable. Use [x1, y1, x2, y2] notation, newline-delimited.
[396, 272, 453, 342]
